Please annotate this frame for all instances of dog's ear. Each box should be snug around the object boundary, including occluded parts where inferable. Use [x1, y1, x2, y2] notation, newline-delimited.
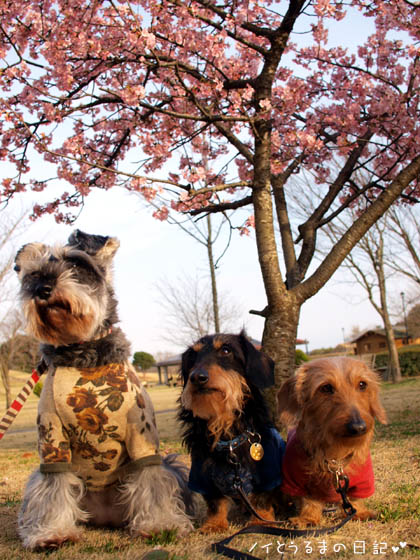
[14, 243, 48, 275]
[180, 347, 196, 386]
[277, 375, 301, 428]
[239, 331, 274, 389]
[67, 230, 120, 264]
[277, 363, 310, 427]
[371, 398, 387, 424]
[369, 382, 388, 425]
[360, 364, 388, 425]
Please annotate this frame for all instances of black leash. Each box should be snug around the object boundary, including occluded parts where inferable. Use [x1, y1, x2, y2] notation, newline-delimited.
[211, 448, 358, 560]
[211, 515, 358, 560]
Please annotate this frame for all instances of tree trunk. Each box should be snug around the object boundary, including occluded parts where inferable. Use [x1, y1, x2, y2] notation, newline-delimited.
[376, 240, 402, 383]
[261, 295, 301, 420]
[206, 214, 220, 333]
[383, 315, 402, 383]
[262, 294, 300, 383]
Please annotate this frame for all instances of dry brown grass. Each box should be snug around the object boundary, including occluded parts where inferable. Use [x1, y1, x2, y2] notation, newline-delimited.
[0, 375, 419, 559]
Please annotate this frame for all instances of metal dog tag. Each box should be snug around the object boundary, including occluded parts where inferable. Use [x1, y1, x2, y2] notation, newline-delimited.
[250, 442, 264, 461]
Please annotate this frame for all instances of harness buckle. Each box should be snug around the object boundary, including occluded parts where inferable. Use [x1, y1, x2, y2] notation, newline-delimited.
[325, 460, 357, 517]
[227, 443, 239, 466]
[335, 472, 357, 516]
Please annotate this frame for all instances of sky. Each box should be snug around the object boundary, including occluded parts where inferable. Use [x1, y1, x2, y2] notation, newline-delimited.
[0, 5, 412, 359]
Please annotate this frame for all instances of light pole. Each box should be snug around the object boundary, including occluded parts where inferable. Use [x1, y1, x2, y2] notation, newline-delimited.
[400, 291, 409, 344]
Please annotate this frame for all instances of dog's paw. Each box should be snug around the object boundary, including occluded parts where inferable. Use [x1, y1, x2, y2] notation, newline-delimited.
[32, 532, 80, 550]
[199, 520, 229, 534]
[353, 509, 377, 521]
[288, 515, 318, 528]
[248, 507, 276, 526]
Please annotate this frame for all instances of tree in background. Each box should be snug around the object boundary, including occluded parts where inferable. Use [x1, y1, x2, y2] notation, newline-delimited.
[141, 145, 239, 335]
[155, 272, 241, 347]
[289, 166, 402, 380]
[387, 206, 420, 288]
[152, 211, 233, 335]
[406, 304, 420, 340]
[345, 219, 401, 382]
[323, 211, 401, 382]
[0, 313, 24, 409]
[350, 325, 362, 340]
[132, 351, 156, 372]
[2, 334, 39, 373]
[1, 1, 420, 391]
[0, 213, 30, 408]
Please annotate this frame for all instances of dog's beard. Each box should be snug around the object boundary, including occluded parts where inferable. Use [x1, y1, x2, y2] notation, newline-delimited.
[181, 371, 250, 445]
[24, 286, 106, 346]
[297, 410, 373, 474]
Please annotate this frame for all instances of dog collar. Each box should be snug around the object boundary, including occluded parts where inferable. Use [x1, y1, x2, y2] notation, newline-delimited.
[214, 430, 264, 462]
[214, 432, 249, 452]
[324, 453, 354, 473]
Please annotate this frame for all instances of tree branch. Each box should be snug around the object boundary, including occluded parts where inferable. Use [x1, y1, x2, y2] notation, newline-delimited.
[296, 154, 420, 302]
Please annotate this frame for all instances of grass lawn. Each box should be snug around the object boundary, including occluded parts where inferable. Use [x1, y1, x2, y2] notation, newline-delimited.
[0, 373, 419, 559]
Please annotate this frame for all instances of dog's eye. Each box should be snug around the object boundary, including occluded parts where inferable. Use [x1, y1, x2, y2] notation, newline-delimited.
[220, 345, 231, 355]
[320, 384, 335, 394]
[358, 381, 367, 391]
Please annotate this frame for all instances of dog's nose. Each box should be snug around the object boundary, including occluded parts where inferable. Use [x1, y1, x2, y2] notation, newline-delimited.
[346, 418, 367, 436]
[190, 368, 209, 386]
[35, 284, 53, 300]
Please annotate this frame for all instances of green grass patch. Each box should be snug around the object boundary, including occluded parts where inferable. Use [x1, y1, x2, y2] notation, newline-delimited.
[159, 439, 186, 455]
[0, 492, 21, 508]
[382, 377, 420, 390]
[80, 541, 131, 554]
[145, 529, 179, 546]
[376, 482, 420, 522]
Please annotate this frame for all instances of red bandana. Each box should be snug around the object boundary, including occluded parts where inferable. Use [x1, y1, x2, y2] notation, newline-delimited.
[281, 430, 375, 502]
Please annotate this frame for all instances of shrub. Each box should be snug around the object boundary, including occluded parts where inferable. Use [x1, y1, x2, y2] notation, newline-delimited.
[295, 349, 309, 366]
[375, 346, 420, 377]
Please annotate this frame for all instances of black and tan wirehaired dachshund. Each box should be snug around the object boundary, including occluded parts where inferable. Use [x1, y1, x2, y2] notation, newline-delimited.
[178, 331, 285, 533]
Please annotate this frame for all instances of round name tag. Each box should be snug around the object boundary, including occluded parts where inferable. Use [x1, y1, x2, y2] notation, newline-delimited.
[249, 442, 264, 461]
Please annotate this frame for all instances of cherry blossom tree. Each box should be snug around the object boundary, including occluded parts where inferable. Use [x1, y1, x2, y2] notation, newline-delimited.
[1, 0, 420, 390]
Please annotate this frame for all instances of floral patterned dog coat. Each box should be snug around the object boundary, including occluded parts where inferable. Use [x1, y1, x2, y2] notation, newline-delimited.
[37, 362, 161, 490]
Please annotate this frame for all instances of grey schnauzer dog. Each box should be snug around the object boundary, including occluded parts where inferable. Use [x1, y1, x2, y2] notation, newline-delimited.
[15, 230, 194, 550]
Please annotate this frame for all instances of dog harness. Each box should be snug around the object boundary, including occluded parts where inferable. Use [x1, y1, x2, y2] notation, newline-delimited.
[188, 427, 285, 497]
[281, 430, 375, 501]
[37, 362, 161, 490]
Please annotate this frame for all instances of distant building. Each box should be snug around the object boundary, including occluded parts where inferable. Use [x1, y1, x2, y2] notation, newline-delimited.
[350, 327, 420, 355]
[155, 354, 182, 385]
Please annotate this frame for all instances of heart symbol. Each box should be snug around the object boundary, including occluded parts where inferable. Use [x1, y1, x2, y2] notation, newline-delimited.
[400, 542, 407, 548]
[392, 546, 400, 553]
